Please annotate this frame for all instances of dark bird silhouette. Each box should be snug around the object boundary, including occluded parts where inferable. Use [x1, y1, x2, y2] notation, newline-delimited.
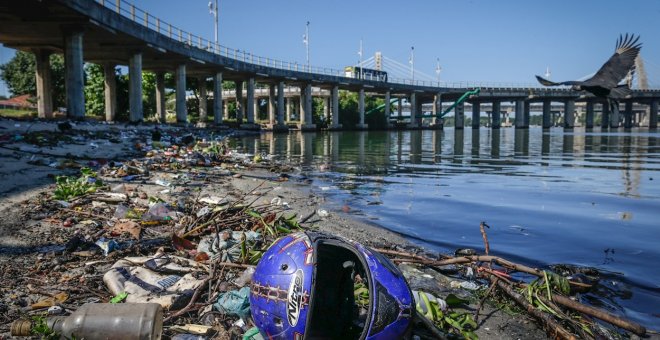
[535, 34, 641, 113]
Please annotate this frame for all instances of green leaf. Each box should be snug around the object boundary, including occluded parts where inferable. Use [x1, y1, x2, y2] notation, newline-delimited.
[246, 210, 262, 218]
[445, 293, 469, 307]
[110, 292, 128, 304]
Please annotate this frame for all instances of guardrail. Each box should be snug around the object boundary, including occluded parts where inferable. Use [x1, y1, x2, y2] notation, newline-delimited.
[94, 0, 653, 91]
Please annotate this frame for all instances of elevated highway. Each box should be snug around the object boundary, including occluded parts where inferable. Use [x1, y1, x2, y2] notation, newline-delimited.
[0, 0, 658, 130]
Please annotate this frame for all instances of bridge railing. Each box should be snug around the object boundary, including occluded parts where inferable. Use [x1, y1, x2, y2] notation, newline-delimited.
[96, 0, 350, 77]
[94, 0, 572, 90]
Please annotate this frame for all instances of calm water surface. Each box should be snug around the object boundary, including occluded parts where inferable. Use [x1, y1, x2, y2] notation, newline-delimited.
[231, 127, 660, 328]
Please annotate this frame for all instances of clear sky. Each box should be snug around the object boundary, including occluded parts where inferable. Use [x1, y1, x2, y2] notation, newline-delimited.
[1, 0, 660, 96]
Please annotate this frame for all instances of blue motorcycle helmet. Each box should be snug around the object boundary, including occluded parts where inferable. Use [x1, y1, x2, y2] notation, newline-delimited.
[250, 231, 414, 339]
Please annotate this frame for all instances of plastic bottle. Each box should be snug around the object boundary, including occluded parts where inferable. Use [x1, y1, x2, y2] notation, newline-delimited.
[11, 303, 163, 340]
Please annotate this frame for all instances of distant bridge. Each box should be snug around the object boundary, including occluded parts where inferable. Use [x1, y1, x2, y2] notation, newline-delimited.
[0, 0, 658, 131]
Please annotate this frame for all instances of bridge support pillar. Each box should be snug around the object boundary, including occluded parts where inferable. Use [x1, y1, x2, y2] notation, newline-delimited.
[356, 88, 368, 129]
[155, 71, 166, 123]
[299, 83, 316, 131]
[241, 77, 258, 129]
[397, 98, 403, 120]
[175, 64, 187, 123]
[610, 101, 620, 129]
[492, 101, 501, 129]
[564, 100, 575, 129]
[384, 91, 391, 128]
[103, 63, 117, 122]
[585, 101, 594, 129]
[34, 49, 53, 119]
[197, 76, 208, 127]
[524, 101, 530, 127]
[471, 101, 480, 129]
[623, 100, 633, 129]
[329, 85, 342, 130]
[455, 102, 465, 129]
[650, 100, 658, 129]
[63, 29, 85, 119]
[268, 84, 276, 124]
[431, 93, 443, 129]
[408, 93, 418, 129]
[275, 82, 287, 131]
[286, 98, 292, 122]
[600, 102, 610, 129]
[542, 100, 551, 129]
[128, 52, 143, 122]
[213, 72, 223, 125]
[515, 100, 525, 129]
[235, 80, 243, 124]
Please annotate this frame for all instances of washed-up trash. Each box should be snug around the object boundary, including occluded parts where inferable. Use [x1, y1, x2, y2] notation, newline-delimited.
[31, 292, 68, 309]
[170, 324, 213, 335]
[171, 334, 207, 340]
[142, 203, 179, 221]
[196, 206, 211, 218]
[242, 327, 265, 340]
[450, 280, 482, 291]
[114, 204, 129, 219]
[155, 179, 172, 187]
[413, 290, 447, 321]
[11, 303, 163, 339]
[197, 230, 260, 262]
[95, 237, 119, 256]
[213, 287, 250, 317]
[199, 196, 228, 205]
[234, 267, 255, 287]
[103, 254, 206, 309]
[47, 306, 64, 315]
[111, 220, 142, 240]
[316, 209, 329, 218]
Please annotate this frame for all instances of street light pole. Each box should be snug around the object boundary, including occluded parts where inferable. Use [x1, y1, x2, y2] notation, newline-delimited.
[409, 46, 415, 84]
[435, 58, 442, 83]
[302, 21, 310, 72]
[208, 0, 218, 52]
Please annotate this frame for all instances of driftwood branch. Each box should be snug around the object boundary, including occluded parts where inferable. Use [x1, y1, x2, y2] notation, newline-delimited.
[492, 278, 576, 340]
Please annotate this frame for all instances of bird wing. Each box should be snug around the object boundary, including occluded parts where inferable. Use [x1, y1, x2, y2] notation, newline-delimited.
[583, 33, 641, 89]
[535, 75, 582, 87]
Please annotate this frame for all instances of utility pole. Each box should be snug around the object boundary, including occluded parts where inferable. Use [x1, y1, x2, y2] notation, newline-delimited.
[409, 46, 415, 83]
[435, 58, 442, 83]
[208, 0, 218, 52]
[302, 21, 310, 72]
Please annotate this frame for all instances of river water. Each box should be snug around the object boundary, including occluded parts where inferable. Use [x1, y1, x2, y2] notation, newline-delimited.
[230, 127, 660, 329]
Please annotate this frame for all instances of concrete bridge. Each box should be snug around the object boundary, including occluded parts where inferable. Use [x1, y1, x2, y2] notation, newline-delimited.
[0, 0, 658, 131]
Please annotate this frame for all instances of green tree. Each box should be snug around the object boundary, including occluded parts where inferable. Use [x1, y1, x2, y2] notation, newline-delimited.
[84, 63, 105, 116]
[339, 90, 358, 127]
[0, 51, 65, 108]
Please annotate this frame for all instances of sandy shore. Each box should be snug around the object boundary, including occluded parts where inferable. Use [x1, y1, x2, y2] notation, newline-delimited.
[0, 118, 547, 339]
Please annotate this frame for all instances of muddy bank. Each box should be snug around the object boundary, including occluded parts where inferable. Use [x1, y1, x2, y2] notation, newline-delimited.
[0, 117, 631, 339]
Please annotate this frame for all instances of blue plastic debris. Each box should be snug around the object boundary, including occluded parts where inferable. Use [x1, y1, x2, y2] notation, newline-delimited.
[213, 287, 250, 317]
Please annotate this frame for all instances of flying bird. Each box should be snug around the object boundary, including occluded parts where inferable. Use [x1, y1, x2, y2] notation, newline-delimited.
[535, 34, 642, 112]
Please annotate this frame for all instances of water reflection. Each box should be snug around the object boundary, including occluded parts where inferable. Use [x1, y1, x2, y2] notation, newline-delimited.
[232, 127, 660, 328]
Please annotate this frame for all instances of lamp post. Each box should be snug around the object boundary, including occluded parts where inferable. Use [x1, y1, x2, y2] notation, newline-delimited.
[435, 58, 442, 83]
[208, 0, 218, 52]
[302, 21, 310, 72]
[409, 46, 415, 84]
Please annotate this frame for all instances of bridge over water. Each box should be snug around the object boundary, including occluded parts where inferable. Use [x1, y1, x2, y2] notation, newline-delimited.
[1, 0, 658, 131]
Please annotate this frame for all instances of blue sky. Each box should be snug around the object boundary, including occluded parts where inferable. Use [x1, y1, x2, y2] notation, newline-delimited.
[2, 0, 660, 96]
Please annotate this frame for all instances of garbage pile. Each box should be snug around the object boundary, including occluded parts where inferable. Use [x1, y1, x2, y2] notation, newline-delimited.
[0, 122, 653, 340]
